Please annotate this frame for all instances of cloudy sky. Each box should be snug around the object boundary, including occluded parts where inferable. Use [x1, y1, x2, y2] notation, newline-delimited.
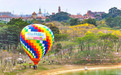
[0, 0, 121, 15]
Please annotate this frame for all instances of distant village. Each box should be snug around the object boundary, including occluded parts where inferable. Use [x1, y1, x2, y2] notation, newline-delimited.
[0, 6, 105, 23]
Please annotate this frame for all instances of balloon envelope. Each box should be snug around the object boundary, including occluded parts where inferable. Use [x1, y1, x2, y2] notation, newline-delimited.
[20, 24, 54, 65]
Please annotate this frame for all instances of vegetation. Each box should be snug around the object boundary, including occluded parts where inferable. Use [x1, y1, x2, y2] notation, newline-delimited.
[106, 16, 121, 28]
[102, 7, 121, 19]
[49, 12, 70, 22]
[69, 18, 80, 26]
[0, 7, 121, 74]
[81, 18, 96, 26]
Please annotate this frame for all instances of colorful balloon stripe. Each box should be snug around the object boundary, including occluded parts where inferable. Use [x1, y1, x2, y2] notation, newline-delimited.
[20, 34, 38, 58]
[20, 24, 54, 65]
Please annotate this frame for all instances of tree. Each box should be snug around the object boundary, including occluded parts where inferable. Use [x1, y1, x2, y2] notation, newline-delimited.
[63, 42, 76, 56]
[55, 43, 62, 57]
[0, 26, 9, 49]
[101, 13, 108, 19]
[69, 18, 80, 26]
[113, 17, 121, 28]
[82, 33, 98, 51]
[55, 43, 63, 59]
[109, 7, 121, 18]
[99, 33, 119, 42]
[76, 37, 85, 51]
[98, 33, 119, 52]
[55, 43, 62, 53]
[102, 7, 121, 19]
[106, 17, 114, 27]
[7, 18, 29, 29]
[54, 34, 69, 41]
[106, 17, 121, 28]
[81, 18, 96, 26]
[7, 18, 29, 48]
[45, 23, 60, 34]
[50, 12, 70, 21]
[31, 19, 39, 23]
[45, 18, 51, 22]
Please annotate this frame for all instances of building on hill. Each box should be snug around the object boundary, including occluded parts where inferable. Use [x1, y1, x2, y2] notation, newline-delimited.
[31, 11, 46, 21]
[70, 11, 95, 20]
[94, 12, 105, 16]
[84, 10, 105, 19]
[70, 10, 105, 20]
[46, 12, 49, 16]
[13, 8, 47, 22]
[0, 12, 12, 16]
[32, 12, 37, 19]
[87, 10, 95, 17]
[36, 16, 46, 21]
[0, 15, 12, 23]
[31, 8, 47, 21]
[13, 16, 32, 21]
[84, 10, 95, 19]
[52, 12, 55, 15]
[94, 12, 105, 19]
[70, 14, 84, 20]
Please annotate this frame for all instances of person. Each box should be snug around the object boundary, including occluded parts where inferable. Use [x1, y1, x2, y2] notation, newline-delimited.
[35, 65, 37, 69]
[23, 63, 26, 69]
[13, 61, 16, 66]
[52, 60, 54, 64]
[43, 61, 45, 63]
[49, 61, 50, 64]
[33, 65, 37, 70]
[29, 62, 32, 68]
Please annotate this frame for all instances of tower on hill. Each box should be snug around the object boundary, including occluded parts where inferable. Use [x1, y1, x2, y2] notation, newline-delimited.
[38, 8, 42, 17]
[58, 6, 61, 13]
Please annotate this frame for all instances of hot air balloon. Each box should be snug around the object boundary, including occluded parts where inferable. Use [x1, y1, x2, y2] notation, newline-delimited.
[20, 24, 54, 66]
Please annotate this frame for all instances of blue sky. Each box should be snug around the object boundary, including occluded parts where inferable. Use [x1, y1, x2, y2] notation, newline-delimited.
[0, 0, 121, 15]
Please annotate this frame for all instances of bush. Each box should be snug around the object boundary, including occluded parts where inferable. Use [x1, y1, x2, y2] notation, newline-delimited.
[54, 34, 69, 41]
[97, 24, 110, 29]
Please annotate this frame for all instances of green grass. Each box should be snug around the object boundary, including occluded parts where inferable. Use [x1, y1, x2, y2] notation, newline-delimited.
[4, 72, 17, 75]
[3, 69, 26, 75]
[2, 64, 51, 75]
[37, 65, 49, 70]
